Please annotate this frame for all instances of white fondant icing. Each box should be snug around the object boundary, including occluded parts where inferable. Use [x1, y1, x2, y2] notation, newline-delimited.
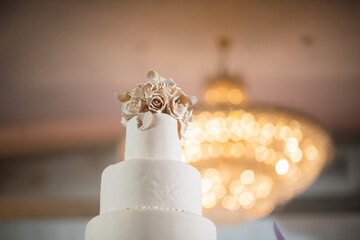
[124, 113, 182, 161]
[100, 159, 202, 215]
[85, 208, 216, 240]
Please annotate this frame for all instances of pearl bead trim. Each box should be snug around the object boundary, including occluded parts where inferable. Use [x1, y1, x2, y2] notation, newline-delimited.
[123, 206, 187, 213]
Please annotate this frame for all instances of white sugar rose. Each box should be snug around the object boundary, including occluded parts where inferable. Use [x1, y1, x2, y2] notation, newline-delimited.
[142, 82, 159, 99]
[148, 93, 168, 113]
[163, 86, 177, 96]
[167, 89, 197, 120]
[167, 96, 187, 120]
[122, 97, 143, 117]
[142, 70, 167, 98]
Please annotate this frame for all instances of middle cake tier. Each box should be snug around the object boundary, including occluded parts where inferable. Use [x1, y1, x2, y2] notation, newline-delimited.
[100, 159, 202, 215]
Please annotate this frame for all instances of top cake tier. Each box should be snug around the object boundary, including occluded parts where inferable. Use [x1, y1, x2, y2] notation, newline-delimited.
[117, 70, 197, 161]
[124, 113, 182, 161]
[116, 70, 197, 140]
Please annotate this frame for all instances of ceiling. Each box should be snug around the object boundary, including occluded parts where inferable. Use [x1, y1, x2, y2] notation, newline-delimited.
[0, 0, 360, 155]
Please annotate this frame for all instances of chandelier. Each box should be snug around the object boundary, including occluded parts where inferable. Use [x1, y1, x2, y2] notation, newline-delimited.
[181, 38, 333, 224]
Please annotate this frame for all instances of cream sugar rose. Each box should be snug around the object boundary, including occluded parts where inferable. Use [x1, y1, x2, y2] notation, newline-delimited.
[85, 70, 217, 240]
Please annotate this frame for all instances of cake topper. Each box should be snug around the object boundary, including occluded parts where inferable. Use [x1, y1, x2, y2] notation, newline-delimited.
[116, 70, 197, 139]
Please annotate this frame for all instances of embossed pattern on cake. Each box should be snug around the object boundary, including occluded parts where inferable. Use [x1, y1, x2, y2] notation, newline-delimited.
[85, 71, 217, 240]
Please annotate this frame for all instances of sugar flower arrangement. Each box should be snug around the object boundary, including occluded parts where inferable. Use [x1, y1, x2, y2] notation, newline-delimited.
[116, 70, 197, 138]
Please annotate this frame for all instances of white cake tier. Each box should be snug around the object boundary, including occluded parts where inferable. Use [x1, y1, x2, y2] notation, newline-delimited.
[85, 208, 216, 240]
[100, 159, 202, 215]
[124, 113, 182, 161]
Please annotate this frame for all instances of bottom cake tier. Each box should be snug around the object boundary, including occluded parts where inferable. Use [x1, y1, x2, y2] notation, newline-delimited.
[85, 208, 216, 240]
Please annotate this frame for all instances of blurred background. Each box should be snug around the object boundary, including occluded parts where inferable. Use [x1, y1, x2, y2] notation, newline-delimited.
[0, 0, 360, 239]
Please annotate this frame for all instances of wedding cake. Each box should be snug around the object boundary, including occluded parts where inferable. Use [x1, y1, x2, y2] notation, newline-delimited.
[85, 70, 217, 240]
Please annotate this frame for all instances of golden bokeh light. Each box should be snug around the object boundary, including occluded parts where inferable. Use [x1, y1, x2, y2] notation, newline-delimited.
[239, 192, 255, 207]
[213, 185, 227, 199]
[222, 196, 240, 211]
[203, 192, 217, 209]
[241, 170, 255, 185]
[228, 88, 244, 104]
[290, 148, 303, 163]
[256, 177, 273, 199]
[275, 159, 289, 175]
[286, 137, 299, 152]
[306, 145, 318, 161]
